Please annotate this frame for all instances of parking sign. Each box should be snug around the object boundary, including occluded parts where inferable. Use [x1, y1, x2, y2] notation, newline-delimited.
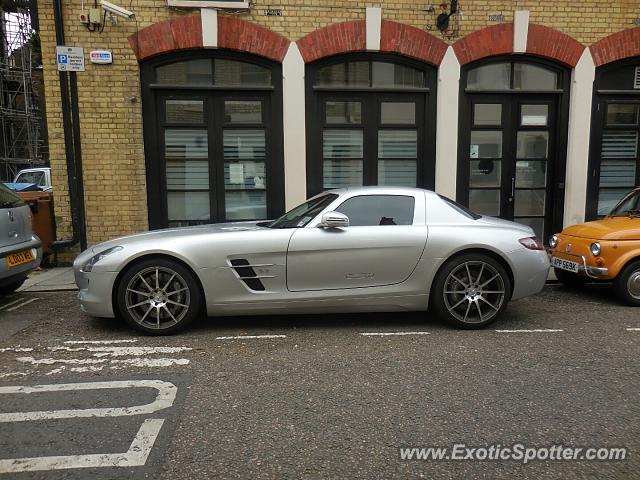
[56, 46, 85, 72]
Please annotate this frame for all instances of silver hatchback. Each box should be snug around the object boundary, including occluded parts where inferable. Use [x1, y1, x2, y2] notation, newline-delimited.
[0, 183, 42, 294]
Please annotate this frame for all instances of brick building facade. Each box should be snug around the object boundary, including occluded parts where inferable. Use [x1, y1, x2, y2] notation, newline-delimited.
[36, 0, 640, 257]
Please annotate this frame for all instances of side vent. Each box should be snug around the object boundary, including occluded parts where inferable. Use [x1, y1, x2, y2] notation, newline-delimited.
[634, 66, 640, 89]
[230, 259, 265, 291]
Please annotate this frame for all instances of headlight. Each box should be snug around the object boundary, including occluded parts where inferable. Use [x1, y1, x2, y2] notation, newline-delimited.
[590, 242, 601, 256]
[549, 235, 559, 248]
[81, 246, 123, 272]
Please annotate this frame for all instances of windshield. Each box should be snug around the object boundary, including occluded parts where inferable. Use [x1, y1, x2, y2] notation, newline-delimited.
[15, 171, 45, 186]
[268, 193, 338, 229]
[0, 183, 26, 208]
[609, 190, 640, 217]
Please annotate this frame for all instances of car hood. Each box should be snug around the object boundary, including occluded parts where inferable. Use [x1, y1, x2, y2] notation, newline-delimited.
[561, 217, 640, 241]
[477, 216, 535, 235]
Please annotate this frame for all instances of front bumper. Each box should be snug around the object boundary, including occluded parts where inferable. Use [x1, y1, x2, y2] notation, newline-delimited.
[74, 268, 118, 317]
[551, 252, 610, 279]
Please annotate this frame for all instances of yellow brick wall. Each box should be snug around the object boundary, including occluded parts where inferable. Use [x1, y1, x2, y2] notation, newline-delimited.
[38, 0, 639, 256]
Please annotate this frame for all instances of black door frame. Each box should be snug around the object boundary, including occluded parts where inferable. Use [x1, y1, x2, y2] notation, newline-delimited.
[305, 52, 437, 197]
[140, 50, 285, 230]
[586, 57, 640, 220]
[456, 55, 571, 239]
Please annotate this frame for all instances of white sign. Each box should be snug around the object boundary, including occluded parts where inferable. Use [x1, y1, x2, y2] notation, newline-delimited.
[56, 46, 85, 72]
[89, 50, 113, 64]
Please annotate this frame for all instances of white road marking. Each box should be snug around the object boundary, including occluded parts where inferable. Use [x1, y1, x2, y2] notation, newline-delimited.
[0, 347, 34, 352]
[46, 367, 65, 376]
[0, 298, 25, 310]
[360, 331, 431, 336]
[0, 418, 164, 473]
[216, 334, 286, 340]
[495, 329, 564, 333]
[110, 358, 190, 368]
[626, 328, 640, 331]
[48, 346, 192, 357]
[17, 357, 108, 365]
[0, 372, 30, 378]
[4, 297, 39, 312]
[0, 379, 177, 422]
[63, 339, 138, 345]
[69, 366, 104, 373]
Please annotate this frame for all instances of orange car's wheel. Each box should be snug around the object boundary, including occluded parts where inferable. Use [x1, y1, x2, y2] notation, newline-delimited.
[613, 260, 640, 307]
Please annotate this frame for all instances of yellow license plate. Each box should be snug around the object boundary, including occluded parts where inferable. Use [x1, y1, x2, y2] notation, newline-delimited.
[6, 250, 35, 268]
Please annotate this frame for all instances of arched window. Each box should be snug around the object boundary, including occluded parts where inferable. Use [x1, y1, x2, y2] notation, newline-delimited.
[140, 52, 284, 229]
[305, 54, 437, 196]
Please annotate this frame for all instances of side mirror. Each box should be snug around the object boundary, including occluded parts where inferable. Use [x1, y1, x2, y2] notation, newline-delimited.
[319, 211, 349, 229]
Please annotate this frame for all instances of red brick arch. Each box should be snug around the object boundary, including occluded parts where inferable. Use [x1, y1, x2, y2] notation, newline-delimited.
[128, 15, 290, 62]
[296, 20, 448, 65]
[452, 23, 584, 68]
[590, 28, 640, 67]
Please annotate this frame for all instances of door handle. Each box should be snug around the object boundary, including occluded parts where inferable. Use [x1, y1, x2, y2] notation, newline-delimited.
[508, 177, 515, 203]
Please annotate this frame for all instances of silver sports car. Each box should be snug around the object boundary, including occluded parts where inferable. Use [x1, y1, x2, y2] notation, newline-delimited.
[73, 187, 550, 334]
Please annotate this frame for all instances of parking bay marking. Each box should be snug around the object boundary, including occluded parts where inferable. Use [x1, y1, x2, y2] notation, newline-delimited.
[0, 379, 177, 473]
[4, 297, 40, 312]
[626, 328, 640, 331]
[216, 334, 287, 340]
[360, 331, 431, 337]
[495, 329, 564, 333]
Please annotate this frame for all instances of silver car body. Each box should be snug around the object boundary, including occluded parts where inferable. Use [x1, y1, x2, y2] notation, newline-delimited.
[73, 187, 550, 318]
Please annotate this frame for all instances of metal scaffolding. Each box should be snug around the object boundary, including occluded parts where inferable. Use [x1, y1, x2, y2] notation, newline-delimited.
[0, 0, 47, 181]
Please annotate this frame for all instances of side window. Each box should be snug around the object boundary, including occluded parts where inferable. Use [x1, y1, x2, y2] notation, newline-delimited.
[335, 195, 415, 226]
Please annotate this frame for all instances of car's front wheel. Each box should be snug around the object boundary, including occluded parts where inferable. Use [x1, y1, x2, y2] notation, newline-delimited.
[613, 260, 640, 307]
[115, 257, 203, 335]
[431, 254, 512, 329]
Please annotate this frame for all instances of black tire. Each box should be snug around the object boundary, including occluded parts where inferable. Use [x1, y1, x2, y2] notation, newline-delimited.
[431, 253, 512, 329]
[554, 268, 587, 288]
[115, 257, 203, 335]
[0, 277, 26, 295]
[613, 260, 640, 307]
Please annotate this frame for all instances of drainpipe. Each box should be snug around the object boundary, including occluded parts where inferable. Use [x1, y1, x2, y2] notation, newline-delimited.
[50, 0, 87, 252]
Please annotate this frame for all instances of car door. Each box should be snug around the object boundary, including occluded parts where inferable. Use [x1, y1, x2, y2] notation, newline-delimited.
[286, 193, 428, 291]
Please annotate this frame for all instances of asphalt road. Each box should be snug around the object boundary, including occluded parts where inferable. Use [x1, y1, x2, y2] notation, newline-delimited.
[0, 284, 638, 479]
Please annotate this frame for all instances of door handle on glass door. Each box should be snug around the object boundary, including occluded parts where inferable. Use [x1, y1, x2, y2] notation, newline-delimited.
[508, 177, 515, 202]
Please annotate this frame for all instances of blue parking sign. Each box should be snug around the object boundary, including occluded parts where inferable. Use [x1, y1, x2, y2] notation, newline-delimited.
[57, 54, 68, 64]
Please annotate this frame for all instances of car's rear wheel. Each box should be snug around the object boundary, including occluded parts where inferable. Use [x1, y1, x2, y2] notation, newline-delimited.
[431, 254, 511, 329]
[115, 258, 203, 335]
[554, 268, 587, 288]
[613, 260, 640, 307]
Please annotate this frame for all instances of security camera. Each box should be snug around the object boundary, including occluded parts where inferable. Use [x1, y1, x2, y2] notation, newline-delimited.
[100, 0, 135, 20]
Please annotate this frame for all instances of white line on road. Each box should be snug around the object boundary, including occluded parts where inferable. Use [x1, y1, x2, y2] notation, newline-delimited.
[63, 339, 138, 344]
[0, 347, 34, 353]
[0, 418, 164, 473]
[216, 335, 287, 340]
[110, 358, 190, 368]
[4, 297, 39, 312]
[626, 328, 640, 331]
[0, 298, 25, 311]
[0, 372, 30, 378]
[49, 346, 192, 357]
[495, 329, 564, 333]
[17, 357, 109, 365]
[360, 331, 431, 336]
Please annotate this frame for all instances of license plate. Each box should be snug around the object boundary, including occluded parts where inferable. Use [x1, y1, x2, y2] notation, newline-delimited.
[6, 249, 35, 268]
[552, 256, 580, 273]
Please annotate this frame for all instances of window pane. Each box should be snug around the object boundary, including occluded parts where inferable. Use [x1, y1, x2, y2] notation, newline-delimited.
[378, 160, 417, 186]
[316, 62, 369, 87]
[225, 190, 266, 220]
[381, 102, 415, 124]
[515, 217, 544, 241]
[214, 59, 271, 86]
[467, 63, 510, 90]
[599, 160, 636, 188]
[335, 195, 415, 226]
[326, 101, 361, 124]
[166, 100, 204, 124]
[223, 130, 265, 159]
[224, 160, 266, 189]
[515, 190, 546, 216]
[521, 105, 548, 126]
[323, 130, 363, 158]
[601, 131, 638, 158]
[469, 189, 500, 216]
[378, 130, 417, 158]
[517, 131, 548, 158]
[167, 191, 210, 221]
[323, 159, 363, 188]
[166, 160, 209, 190]
[470, 159, 501, 187]
[470, 131, 502, 158]
[156, 59, 212, 85]
[372, 62, 424, 88]
[516, 161, 547, 188]
[607, 104, 639, 126]
[224, 101, 262, 124]
[474, 104, 502, 126]
[165, 129, 208, 159]
[598, 189, 631, 216]
[513, 63, 557, 90]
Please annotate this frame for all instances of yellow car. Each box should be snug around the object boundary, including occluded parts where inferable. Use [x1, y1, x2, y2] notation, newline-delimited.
[549, 188, 640, 306]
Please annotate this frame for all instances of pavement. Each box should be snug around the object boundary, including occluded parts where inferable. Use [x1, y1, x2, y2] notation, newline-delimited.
[18, 267, 76, 292]
[0, 284, 637, 479]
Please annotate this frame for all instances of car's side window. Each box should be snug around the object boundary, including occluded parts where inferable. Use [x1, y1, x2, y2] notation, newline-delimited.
[335, 195, 415, 226]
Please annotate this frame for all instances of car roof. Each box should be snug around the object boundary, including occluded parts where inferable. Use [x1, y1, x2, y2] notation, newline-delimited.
[335, 186, 439, 197]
